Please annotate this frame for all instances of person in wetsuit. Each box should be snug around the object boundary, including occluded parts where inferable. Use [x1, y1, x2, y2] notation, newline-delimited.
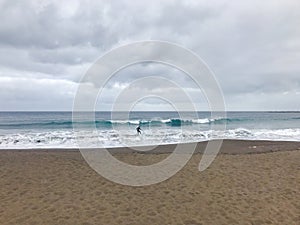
[136, 126, 142, 135]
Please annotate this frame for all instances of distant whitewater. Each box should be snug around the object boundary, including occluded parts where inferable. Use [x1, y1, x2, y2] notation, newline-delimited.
[0, 111, 300, 149]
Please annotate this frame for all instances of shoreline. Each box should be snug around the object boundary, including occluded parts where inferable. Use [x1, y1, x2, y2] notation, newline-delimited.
[1, 139, 300, 155]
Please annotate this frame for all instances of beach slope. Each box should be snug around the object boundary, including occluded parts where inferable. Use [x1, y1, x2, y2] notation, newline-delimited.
[0, 140, 299, 225]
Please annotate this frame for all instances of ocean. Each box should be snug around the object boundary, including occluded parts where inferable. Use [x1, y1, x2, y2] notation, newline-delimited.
[0, 111, 299, 149]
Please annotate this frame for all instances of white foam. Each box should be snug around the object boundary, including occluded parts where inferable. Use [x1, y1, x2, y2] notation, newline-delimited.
[161, 119, 171, 123]
[192, 118, 210, 124]
[0, 128, 300, 149]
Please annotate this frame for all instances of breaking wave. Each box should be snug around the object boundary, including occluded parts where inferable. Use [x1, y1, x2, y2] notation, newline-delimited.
[0, 117, 243, 129]
[1, 128, 300, 149]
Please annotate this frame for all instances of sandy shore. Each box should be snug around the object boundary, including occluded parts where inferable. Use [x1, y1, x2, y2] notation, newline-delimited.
[0, 140, 299, 225]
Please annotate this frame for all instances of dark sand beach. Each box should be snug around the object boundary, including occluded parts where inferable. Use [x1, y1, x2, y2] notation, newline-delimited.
[0, 140, 299, 225]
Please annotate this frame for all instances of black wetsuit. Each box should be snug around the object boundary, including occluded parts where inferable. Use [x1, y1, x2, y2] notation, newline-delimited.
[136, 126, 141, 134]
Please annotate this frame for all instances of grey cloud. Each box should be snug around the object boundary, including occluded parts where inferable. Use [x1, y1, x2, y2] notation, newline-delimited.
[0, 0, 299, 110]
[0, 1, 104, 49]
[0, 76, 76, 110]
[28, 45, 99, 65]
[0, 47, 66, 76]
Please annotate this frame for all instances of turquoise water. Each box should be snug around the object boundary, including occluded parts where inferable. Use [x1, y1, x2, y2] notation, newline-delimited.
[0, 111, 299, 148]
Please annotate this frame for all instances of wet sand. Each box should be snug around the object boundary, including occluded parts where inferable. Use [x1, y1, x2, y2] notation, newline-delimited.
[0, 140, 299, 225]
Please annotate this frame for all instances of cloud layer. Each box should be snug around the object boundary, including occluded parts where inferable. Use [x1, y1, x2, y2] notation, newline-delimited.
[0, 0, 299, 110]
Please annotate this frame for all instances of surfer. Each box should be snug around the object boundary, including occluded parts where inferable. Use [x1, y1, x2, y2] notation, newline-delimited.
[136, 126, 142, 135]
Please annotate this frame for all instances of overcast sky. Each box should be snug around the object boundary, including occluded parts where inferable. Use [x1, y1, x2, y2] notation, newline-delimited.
[0, 0, 299, 111]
